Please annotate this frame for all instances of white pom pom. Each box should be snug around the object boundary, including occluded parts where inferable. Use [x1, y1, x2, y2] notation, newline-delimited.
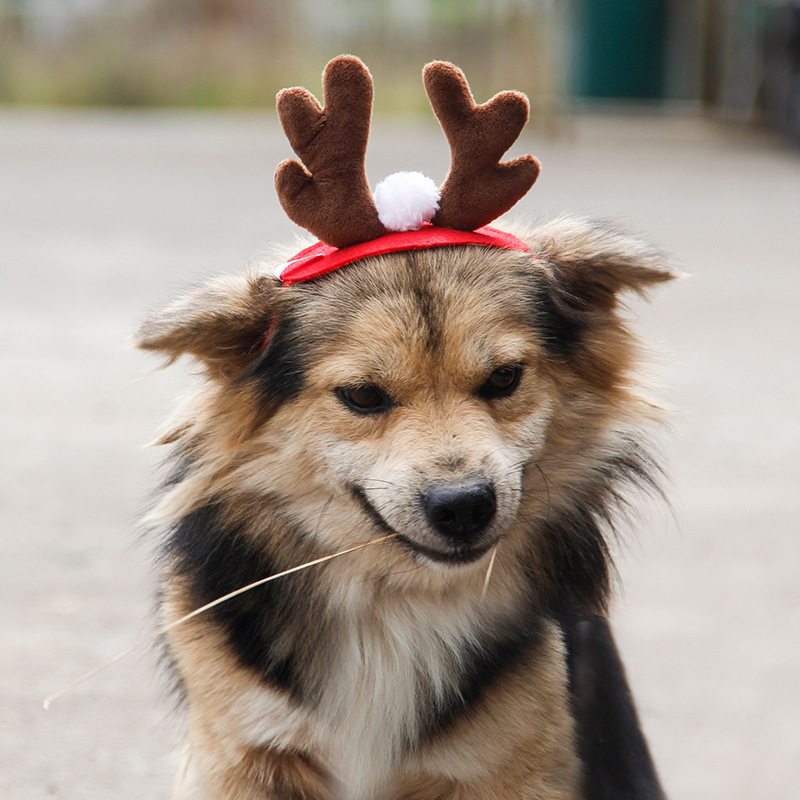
[374, 171, 440, 232]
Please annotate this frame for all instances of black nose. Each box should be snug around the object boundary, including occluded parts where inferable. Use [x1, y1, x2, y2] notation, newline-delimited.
[422, 481, 496, 541]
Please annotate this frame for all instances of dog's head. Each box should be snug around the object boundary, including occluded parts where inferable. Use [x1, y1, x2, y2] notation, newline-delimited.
[138, 217, 673, 611]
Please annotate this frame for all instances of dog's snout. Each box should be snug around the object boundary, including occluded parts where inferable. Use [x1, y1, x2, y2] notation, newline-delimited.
[422, 481, 496, 541]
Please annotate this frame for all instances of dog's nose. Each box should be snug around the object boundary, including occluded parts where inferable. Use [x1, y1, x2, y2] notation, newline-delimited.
[422, 481, 496, 541]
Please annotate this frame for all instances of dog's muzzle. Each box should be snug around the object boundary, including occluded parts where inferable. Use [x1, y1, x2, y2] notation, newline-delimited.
[351, 480, 499, 566]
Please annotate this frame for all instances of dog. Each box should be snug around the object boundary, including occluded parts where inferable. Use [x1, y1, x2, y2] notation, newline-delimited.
[136, 57, 673, 800]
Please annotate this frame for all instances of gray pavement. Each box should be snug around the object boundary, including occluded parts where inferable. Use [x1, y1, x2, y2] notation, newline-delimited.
[1, 109, 798, 799]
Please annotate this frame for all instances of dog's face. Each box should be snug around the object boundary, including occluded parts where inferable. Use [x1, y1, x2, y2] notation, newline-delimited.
[139, 218, 672, 600]
[281, 245, 556, 568]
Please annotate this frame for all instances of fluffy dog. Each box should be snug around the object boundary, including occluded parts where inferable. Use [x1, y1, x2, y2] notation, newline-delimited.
[137, 56, 673, 800]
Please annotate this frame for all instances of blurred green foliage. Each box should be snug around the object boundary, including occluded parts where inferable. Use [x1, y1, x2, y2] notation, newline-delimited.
[0, 0, 565, 113]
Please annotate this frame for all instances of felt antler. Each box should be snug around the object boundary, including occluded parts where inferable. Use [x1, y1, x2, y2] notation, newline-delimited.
[423, 61, 540, 231]
[275, 55, 388, 248]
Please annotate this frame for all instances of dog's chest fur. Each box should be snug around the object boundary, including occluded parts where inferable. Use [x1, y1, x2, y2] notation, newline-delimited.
[225, 580, 540, 797]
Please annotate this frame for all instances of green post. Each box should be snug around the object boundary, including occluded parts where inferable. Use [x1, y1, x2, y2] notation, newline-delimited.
[573, 0, 668, 100]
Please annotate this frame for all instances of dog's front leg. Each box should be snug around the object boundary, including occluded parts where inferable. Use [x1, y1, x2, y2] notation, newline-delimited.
[172, 743, 334, 800]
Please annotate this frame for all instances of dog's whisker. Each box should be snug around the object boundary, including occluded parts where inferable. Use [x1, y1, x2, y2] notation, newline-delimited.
[357, 478, 405, 493]
[362, 476, 402, 485]
[42, 532, 397, 710]
[359, 495, 398, 519]
[367, 498, 395, 514]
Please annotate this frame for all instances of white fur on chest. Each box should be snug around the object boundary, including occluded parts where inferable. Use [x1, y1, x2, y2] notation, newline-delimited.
[323, 590, 485, 798]
[234, 586, 498, 799]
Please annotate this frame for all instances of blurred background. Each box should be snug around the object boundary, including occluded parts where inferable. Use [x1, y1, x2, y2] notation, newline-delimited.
[1, 2, 798, 799]
[2, 0, 800, 136]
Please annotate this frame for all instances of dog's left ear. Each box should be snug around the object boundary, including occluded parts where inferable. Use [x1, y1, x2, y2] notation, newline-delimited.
[135, 273, 276, 380]
[528, 217, 677, 311]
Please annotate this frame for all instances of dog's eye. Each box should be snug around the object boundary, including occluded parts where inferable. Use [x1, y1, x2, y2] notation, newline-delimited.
[478, 365, 523, 400]
[336, 385, 393, 415]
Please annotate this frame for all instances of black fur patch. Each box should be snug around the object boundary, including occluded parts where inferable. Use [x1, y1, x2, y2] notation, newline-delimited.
[245, 308, 307, 411]
[530, 276, 588, 358]
[537, 431, 662, 616]
[538, 508, 612, 615]
[164, 502, 324, 705]
[556, 610, 666, 800]
[418, 603, 543, 744]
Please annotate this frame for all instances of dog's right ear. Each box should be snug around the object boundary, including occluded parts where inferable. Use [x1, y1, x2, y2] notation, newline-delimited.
[135, 273, 277, 380]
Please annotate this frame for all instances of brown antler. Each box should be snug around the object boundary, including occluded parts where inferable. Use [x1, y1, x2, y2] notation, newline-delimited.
[423, 61, 540, 231]
[275, 55, 387, 248]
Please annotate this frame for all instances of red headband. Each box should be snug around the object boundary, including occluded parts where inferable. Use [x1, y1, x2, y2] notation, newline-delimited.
[275, 224, 530, 285]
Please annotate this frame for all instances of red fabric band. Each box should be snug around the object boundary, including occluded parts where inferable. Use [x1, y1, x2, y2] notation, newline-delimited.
[275, 225, 530, 285]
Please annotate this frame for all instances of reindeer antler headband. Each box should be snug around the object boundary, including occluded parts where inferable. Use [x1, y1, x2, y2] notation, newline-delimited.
[274, 55, 539, 284]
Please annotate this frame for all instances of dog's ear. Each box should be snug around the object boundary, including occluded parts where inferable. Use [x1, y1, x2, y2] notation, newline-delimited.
[135, 273, 276, 380]
[529, 217, 677, 311]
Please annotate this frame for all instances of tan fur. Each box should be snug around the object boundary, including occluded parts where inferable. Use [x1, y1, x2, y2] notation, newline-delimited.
[137, 217, 673, 799]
